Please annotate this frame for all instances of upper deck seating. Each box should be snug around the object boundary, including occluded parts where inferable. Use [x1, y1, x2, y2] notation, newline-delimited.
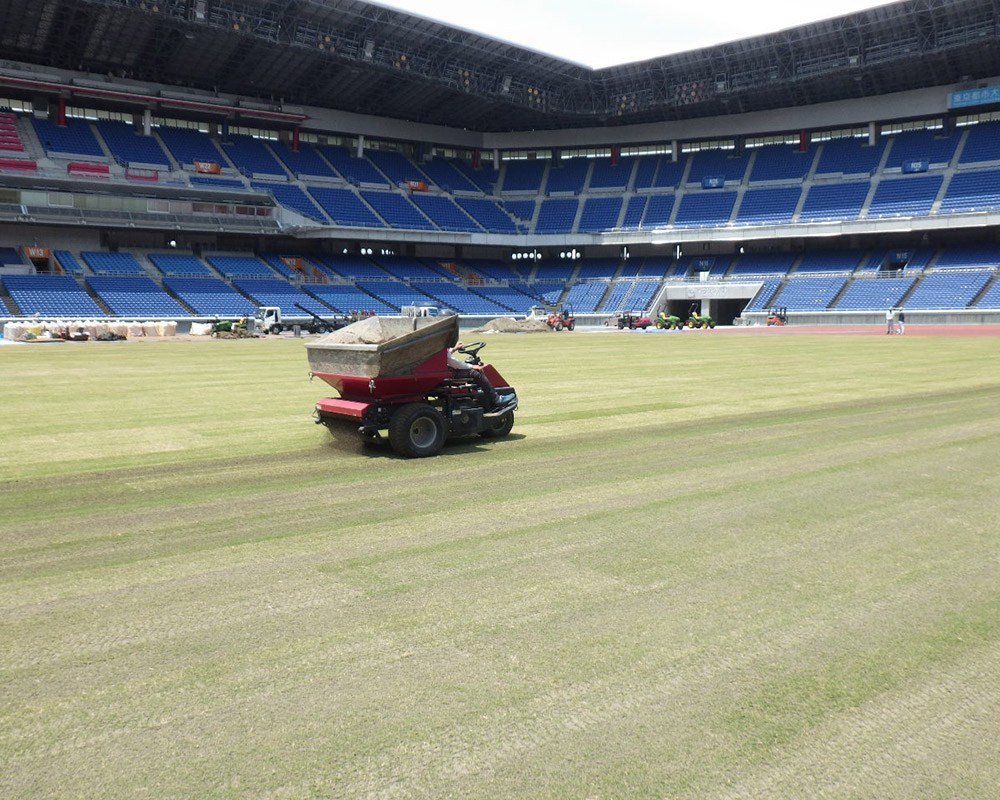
[308, 187, 386, 228]
[814, 137, 886, 175]
[156, 126, 227, 167]
[728, 253, 796, 278]
[360, 190, 435, 230]
[319, 146, 389, 185]
[450, 159, 497, 193]
[937, 169, 1000, 214]
[96, 120, 170, 167]
[501, 160, 546, 192]
[319, 256, 389, 280]
[687, 149, 749, 184]
[204, 255, 275, 279]
[86, 275, 189, 316]
[958, 121, 1000, 164]
[148, 253, 212, 277]
[673, 190, 736, 227]
[80, 251, 146, 276]
[620, 196, 647, 231]
[269, 140, 336, 178]
[793, 251, 864, 273]
[191, 176, 246, 190]
[932, 244, 1000, 269]
[577, 197, 623, 232]
[884, 128, 959, 169]
[748, 144, 817, 182]
[0, 111, 25, 152]
[2, 274, 105, 317]
[52, 250, 86, 275]
[640, 194, 675, 229]
[733, 186, 801, 225]
[220, 135, 286, 177]
[366, 149, 427, 185]
[419, 158, 481, 192]
[865, 175, 942, 218]
[534, 198, 579, 234]
[32, 118, 104, 158]
[799, 181, 870, 221]
[544, 158, 590, 194]
[251, 182, 327, 223]
[455, 198, 518, 233]
[589, 157, 635, 190]
[409, 194, 482, 232]
[375, 258, 447, 281]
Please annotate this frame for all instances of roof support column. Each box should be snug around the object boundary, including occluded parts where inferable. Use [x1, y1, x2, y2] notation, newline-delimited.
[356, 134, 364, 159]
[142, 108, 152, 137]
[869, 121, 879, 146]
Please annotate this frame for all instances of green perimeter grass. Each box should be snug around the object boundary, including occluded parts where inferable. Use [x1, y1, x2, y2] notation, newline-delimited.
[2, 332, 1000, 799]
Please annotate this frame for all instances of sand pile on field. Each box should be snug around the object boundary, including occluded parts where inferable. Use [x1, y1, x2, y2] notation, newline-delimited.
[472, 317, 553, 334]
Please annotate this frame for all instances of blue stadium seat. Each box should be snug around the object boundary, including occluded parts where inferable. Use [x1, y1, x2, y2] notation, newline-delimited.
[86, 275, 189, 316]
[734, 187, 801, 225]
[162, 277, 257, 316]
[2, 274, 105, 317]
[360, 190, 436, 230]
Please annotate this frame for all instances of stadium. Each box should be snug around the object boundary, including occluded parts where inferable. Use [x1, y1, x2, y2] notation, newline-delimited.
[3, 1, 1000, 798]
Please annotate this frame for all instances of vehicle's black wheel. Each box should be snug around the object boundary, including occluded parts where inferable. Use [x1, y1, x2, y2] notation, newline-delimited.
[566, 320, 575, 331]
[388, 403, 446, 458]
[479, 410, 514, 438]
[555, 321, 564, 331]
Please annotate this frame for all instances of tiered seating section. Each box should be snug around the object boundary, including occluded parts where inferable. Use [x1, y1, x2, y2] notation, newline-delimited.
[4, 112, 1000, 238]
[4, 244, 996, 321]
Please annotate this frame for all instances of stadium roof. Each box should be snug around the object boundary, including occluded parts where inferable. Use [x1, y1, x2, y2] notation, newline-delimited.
[1, 0, 998, 132]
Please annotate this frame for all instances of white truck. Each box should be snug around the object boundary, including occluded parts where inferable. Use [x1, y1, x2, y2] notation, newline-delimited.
[255, 304, 345, 335]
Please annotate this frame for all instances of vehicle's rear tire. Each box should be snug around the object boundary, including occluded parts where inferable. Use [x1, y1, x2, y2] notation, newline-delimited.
[555, 321, 564, 331]
[479, 411, 514, 439]
[388, 403, 446, 458]
[566, 320, 575, 331]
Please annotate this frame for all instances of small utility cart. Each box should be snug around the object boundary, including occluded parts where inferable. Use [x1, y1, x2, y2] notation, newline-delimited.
[306, 315, 518, 458]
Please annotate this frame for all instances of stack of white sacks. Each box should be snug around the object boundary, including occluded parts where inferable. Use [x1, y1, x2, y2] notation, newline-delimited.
[2, 320, 178, 340]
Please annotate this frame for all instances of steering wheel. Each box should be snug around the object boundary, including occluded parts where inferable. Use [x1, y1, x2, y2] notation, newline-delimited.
[456, 341, 486, 365]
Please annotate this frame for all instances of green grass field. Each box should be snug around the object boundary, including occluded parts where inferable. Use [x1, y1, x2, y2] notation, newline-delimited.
[3, 331, 1000, 799]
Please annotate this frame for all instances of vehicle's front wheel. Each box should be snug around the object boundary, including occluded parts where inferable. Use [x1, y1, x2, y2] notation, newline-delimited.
[479, 410, 514, 439]
[388, 403, 446, 457]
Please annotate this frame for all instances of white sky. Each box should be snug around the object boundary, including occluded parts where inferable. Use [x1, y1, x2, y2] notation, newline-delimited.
[376, 0, 890, 69]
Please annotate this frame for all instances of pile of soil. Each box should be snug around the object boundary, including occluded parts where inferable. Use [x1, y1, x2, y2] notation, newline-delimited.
[471, 317, 553, 334]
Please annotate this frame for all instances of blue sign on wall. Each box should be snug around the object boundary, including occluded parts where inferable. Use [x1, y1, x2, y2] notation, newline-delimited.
[949, 86, 1000, 109]
[701, 176, 725, 189]
[902, 160, 929, 173]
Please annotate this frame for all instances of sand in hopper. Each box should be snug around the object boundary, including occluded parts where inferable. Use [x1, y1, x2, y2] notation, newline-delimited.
[471, 317, 553, 333]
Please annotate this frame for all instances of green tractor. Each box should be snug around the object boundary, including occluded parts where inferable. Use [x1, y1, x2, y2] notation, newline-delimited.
[655, 311, 682, 330]
[685, 304, 716, 329]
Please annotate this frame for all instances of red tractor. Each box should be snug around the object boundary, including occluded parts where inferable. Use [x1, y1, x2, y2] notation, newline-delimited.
[307, 316, 517, 458]
[546, 307, 576, 331]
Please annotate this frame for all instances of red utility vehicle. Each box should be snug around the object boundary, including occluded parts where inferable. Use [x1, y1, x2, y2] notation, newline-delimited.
[308, 316, 517, 458]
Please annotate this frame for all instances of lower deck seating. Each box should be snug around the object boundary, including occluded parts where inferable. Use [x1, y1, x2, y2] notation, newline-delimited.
[833, 277, 915, 309]
[303, 284, 395, 315]
[86, 276, 190, 316]
[231, 279, 331, 315]
[2, 274, 105, 317]
[162, 277, 257, 316]
[902, 270, 993, 309]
